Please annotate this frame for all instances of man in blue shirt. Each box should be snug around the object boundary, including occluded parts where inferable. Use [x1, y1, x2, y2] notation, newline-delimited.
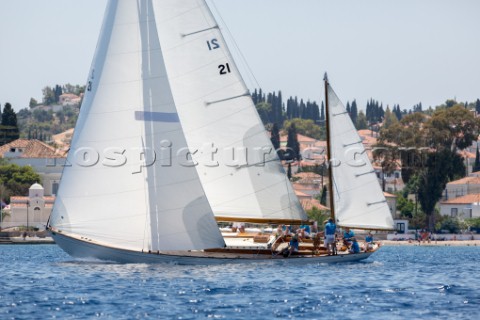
[343, 227, 355, 249]
[324, 218, 336, 255]
[350, 237, 360, 254]
[299, 224, 311, 238]
[365, 232, 374, 252]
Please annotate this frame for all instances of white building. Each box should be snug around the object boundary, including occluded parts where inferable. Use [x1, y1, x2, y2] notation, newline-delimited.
[0, 139, 66, 196]
[440, 193, 480, 219]
[1, 183, 54, 230]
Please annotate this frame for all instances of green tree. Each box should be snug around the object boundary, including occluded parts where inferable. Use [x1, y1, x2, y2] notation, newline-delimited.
[418, 149, 465, 229]
[396, 194, 415, 218]
[355, 110, 368, 130]
[383, 106, 399, 129]
[256, 101, 272, 125]
[42, 86, 56, 105]
[379, 105, 480, 230]
[435, 216, 462, 233]
[29, 98, 38, 108]
[473, 145, 480, 173]
[466, 217, 480, 232]
[0, 103, 20, 146]
[270, 123, 282, 159]
[320, 185, 327, 206]
[285, 123, 300, 161]
[350, 100, 358, 124]
[32, 109, 54, 123]
[283, 118, 324, 140]
[56, 109, 66, 125]
[306, 206, 329, 225]
[54, 85, 63, 103]
[0, 163, 41, 199]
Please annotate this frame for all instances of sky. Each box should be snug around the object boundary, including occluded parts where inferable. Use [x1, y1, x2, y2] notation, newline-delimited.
[0, 0, 479, 112]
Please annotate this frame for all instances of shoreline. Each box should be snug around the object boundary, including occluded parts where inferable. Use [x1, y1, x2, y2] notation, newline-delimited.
[382, 240, 480, 247]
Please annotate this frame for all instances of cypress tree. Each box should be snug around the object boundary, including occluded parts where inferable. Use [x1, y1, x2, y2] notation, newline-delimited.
[54, 84, 63, 103]
[320, 185, 327, 206]
[286, 123, 300, 161]
[320, 101, 325, 121]
[0, 103, 20, 146]
[252, 88, 258, 105]
[474, 145, 480, 173]
[366, 100, 372, 123]
[312, 101, 320, 123]
[379, 103, 385, 122]
[299, 99, 306, 119]
[270, 123, 281, 158]
[294, 97, 299, 118]
[275, 91, 283, 126]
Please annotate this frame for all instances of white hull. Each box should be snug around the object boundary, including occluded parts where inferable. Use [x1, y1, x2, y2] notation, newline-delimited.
[51, 231, 375, 265]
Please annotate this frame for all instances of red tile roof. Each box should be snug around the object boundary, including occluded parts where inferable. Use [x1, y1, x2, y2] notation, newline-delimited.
[447, 176, 480, 185]
[0, 139, 64, 158]
[441, 193, 480, 205]
[300, 198, 329, 211]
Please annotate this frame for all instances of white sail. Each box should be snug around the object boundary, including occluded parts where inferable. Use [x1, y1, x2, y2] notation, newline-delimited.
[49, 0, 226, 251]
[149, 0, 307, 223]
[327, 83, 394, 230]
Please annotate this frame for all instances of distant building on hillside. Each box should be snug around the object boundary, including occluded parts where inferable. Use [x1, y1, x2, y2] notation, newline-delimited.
[0, 139, 66, 196]
[59, 93, 81, 106]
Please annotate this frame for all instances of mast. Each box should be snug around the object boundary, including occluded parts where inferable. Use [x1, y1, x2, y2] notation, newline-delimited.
[323, 73, 335, 220]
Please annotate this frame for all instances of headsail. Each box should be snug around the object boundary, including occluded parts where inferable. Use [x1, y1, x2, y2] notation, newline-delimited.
[151, 0, 307, 223]
[326, 79, 394, 230]
[49, 0, 226, 251]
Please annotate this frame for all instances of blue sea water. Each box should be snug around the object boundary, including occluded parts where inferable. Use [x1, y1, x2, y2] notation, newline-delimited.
[0, 244, 479, 319]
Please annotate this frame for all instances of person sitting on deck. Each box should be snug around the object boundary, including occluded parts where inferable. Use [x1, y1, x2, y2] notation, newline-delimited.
[299, 224, 311, 238]
[343, 227, 355, 249]
[349, 237, 360, 254]
[232, 222, 245, 233]
[365, 232, 374, 252]
[282, 224, 292, 236]
[286, 232, 300, 257]
[324, 218, 337, 256]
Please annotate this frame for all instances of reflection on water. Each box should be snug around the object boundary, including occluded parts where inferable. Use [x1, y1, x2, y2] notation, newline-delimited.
[0, 245, 479, 319]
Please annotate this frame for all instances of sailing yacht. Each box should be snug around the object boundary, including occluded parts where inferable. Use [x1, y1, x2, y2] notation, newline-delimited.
[48, 0, 393, 264]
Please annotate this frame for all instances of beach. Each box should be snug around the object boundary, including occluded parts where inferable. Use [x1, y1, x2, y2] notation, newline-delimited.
[382, 240, 480, 246]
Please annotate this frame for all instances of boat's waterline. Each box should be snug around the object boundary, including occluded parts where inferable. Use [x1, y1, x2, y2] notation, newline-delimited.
[50, 231, 374, 265]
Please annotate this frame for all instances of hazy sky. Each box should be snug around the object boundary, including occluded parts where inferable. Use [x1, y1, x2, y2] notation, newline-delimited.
[1, 0, 479, 112]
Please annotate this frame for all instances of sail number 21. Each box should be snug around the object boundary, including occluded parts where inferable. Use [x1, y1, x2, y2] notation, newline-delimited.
[207, 38, 231, 75]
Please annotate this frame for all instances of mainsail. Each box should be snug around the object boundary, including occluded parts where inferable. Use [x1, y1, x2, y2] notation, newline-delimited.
[326, 79, 394, 230]
[50, 0, 226, 252]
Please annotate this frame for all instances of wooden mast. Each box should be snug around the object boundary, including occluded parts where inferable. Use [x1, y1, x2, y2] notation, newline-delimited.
[323, 73, 335, 221]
